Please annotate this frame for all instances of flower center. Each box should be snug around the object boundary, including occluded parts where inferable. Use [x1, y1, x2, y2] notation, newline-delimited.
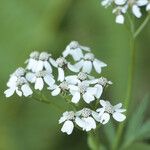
[39, 52, 51, 61]
[16, 77, 27, 86]
[84, 53, 94, 61]
[69, 41, 79, 49]
[81, 108, 92, 118]
[59, 81, 69, 90]
[36, 71, 48, 78]
[30, 51, 39, 59]
[15, 68, 25, 77]
[56, 57, 67, 67]
[77, 72, 87, 81]
[105, 101, 114, 114]
[66, 111, 75, 120]
[78, 83, 88, 94]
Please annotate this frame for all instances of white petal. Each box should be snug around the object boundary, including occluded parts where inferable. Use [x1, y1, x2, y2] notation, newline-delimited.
[67, 63, 79, 72]
[58, 67, 65, 82]
[61, 120, 74, 135]
[93, 59, 107, 73]
[35, 78, 44, 90]
[7, 76, 17, 87]
[74, 60, 84, 70]
[100, 100, 107, 107]
[80, 45, 90, 51]
[65, 75, 78, 84]
[44, 75, 55, 86]
[116, 14, 125, 24]
[82, 61, 92, 74]
[68, 85, 79, 91]
[113, 103, 122, 110]
[113, 112, 126, 122]
[59, 116, 67, 124]
[100, 113, 110, 124]
[70, 48, 84, 61]
[4, 88, 15, 97]
[146, 3, 150, 11]
[75, 117, 85, 129]
[92, 111, 101, 122]
[49, 58, 58, 67]
[83, 92, 95, 103]
[71, 92, 80, 103]
[137, 0, 148, 6]
[83, 117, 96, 131]
[62, 47, 70, 58]
[132, 5, 142, 18]
[16, 88, 22, 97]
[86, 87, 97, 95]
[21, 84, 33, 97]
[115, 0, 126, 5]
[96, 108, 105, 116]
[35, 60, 44, 72]
[115, 108, 126, 113]
[44, 61, 52, 73]
[26, 72, 36, 83]
[94, 84, 103, 99]
[51, 87, 61, 96]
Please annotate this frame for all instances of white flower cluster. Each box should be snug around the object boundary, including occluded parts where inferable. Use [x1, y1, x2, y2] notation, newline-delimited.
[4, 41, 126, 135]
[101, 0, 150, 24]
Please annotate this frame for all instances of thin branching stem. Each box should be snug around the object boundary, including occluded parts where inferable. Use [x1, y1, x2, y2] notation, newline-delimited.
[134, 14, 150, 38]
[113, 13, 150, 150]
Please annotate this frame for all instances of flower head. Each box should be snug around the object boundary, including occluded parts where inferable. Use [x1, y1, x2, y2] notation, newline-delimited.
[75, 108, 97, 131]
[5, 71, 33, 97]
[74, 52, 107, 74]
[96, 100, 126, 124]
[51, 56, 79, 82]
[100, 0, 150, 24]
[26, 70, 55, 90]
[26, 51, 55, 73]
[63, 41, 91, 61]
[59, 111, 75, 135]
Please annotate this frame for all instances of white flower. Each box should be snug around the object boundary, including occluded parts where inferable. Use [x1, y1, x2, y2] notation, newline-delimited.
[26, 70, 55, 91]
[25, 51, 40, 72]
[96, 100, 126, 124]
[6, 67, 26, 87]
[74, 53, 107, 74]
[101, 0, 149, 24]
[51, 56, 79, 82]
[63, 41, 90, 61]
[69, 81, 98, 104]
[59, 111, 75, 135]
[65, 72, 94, 85]
[146, 2, 150, 11]
[25, 51, 55, 73]
[89, 77, 112, 87]
[34, 52, 54, 73]
[75, 108, 97, 131]
[4, 76, 33, 97]
[48, 81, 69, 96]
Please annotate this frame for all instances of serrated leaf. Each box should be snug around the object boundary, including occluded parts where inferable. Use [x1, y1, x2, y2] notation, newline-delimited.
[121, 94, 149, 149]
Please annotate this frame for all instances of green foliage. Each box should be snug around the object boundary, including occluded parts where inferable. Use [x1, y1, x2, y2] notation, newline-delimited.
[121, 95, 150, 149]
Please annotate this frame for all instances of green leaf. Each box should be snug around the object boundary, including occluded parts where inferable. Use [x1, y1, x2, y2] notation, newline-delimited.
[121, 95, 149, 149]
[103, 121, 116, 147]
[124, 142, 150, 150]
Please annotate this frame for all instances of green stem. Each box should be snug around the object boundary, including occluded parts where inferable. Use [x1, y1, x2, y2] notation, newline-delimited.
[113, 36, 136, 150]
[32, 93, 64, 111]
[112, 19, 136, 150]
[134, 14, 150, 38]
[87, 131, 100, 150]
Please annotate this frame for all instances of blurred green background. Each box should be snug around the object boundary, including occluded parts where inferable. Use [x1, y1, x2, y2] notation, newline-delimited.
[0, 0, 150, 150]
